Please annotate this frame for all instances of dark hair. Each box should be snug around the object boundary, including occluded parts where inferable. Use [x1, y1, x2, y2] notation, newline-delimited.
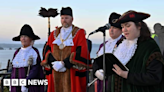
[134, 21, 151, 44]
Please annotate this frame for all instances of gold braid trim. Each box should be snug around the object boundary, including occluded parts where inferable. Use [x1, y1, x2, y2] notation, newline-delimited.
[114, 74, 122, 92]
[70, 52, 92, 70]
[146, 52, 164, 66]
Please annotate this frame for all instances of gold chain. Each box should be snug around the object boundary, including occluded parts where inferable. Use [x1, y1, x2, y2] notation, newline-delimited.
[60, 26, 75, 43]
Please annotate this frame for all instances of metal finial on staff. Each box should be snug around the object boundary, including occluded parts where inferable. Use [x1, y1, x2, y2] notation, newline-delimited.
[27, 56, 33, 76]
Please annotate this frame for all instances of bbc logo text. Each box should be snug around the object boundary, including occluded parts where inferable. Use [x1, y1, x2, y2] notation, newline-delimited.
[3, 79, 48, 86]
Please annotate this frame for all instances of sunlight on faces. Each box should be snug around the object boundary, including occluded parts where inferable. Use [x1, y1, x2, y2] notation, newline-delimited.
[121, 22, 140, 40]
[61, 15, 73, 28]
[109, 26, 122, 39]
[20, 35, 32, 48]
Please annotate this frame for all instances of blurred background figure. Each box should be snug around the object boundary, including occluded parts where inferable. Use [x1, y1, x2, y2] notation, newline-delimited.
[154, 23, 164, 55]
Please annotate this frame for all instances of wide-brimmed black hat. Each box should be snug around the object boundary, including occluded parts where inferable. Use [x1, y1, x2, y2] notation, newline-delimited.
[60, 7, 73, 17]
[109, 12, 121, 29]
[12, 24, 40, 41]
[114, 10, 150, 24]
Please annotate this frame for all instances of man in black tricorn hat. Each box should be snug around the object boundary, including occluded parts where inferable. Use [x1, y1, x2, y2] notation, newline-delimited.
[41, 7, 91, 92]
[92, 12, 125, 92]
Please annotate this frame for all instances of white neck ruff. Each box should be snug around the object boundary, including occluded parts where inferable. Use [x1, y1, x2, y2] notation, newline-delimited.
[97, 35, 122, 56]
[53, 26, 74, 46]
[12, 46, 37, 68]
[114, 38, 138, 65]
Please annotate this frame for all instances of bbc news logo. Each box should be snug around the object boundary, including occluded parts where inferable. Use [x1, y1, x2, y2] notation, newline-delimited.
[3, 79, 48, 86]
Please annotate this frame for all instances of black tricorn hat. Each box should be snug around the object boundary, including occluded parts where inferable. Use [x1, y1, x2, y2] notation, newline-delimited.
[12, 24, 40, 41]
[109, 12, 121, 29]
[114, 10, 150, 24]
[60, 7, 73, 17]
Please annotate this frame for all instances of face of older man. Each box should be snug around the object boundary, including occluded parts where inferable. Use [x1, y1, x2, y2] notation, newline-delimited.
[109, 26, 122, 39]
[61, 15, 73, 28]
[20, 35, 32, 48]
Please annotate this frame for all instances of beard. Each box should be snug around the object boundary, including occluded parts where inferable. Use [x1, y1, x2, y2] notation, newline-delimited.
[62, 22, 69, 28]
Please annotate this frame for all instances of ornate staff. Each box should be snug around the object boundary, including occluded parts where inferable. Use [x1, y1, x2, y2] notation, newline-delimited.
[38, 7, 59, 36]
[38, 7, 59, 57]
[27, 56, 33, 76]
[87, 78, 98, 87]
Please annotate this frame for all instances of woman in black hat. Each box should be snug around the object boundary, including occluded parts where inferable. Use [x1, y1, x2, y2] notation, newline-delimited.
[110, 10, 164, 92]
[11, 24, 44, 92]
[92, 12, 125, 92]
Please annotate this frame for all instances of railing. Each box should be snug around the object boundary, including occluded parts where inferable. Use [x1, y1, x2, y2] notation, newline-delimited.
[0, 59, 12, 92]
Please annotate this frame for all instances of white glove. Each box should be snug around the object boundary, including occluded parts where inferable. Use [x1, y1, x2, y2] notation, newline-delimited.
[95, 69, 104, 80]
[58, 67, 66, 72]
[21, 86, 28, 92]
[52, 61, 64, 71]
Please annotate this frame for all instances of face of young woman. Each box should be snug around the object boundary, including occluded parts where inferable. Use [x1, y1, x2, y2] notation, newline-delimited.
[121, 21, 140, 40]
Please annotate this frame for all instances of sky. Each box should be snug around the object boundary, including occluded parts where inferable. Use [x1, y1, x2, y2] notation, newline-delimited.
[0, 0, 164, 44]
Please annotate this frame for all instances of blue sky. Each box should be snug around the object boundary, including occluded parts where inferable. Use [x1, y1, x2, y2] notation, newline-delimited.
[0, 0, 164, 44]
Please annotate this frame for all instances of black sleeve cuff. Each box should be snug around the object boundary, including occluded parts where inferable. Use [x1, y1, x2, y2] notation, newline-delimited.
[63, 56, 73, 69]
[48, 53, 56, 65]
[127, 72, 133, 84]
[92, 61, 100, 78]
[44, 53, 55, 75]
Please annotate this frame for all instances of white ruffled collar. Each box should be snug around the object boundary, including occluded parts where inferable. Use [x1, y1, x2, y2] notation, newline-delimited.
[21, 45, 32, 51]
[53, 26, 74, 46]
[114, 38, 138, 65]
[12, 46, 37, 68]
[61, 26, 72, 33]
[128, 38, 138, 46]
[97, 35, 122, 56]
[110, 35, 122, 42]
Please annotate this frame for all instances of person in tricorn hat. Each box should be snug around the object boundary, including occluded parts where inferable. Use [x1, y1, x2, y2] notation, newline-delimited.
[92, 12, 125, 92]
[11, 24, 44, 92]
[41, 7, 91, 92]
[108, 10, 164, 92]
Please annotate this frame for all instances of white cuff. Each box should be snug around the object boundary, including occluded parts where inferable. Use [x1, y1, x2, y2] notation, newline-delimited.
[21, 86, 28, 92]
[95, 69, 104, 80]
